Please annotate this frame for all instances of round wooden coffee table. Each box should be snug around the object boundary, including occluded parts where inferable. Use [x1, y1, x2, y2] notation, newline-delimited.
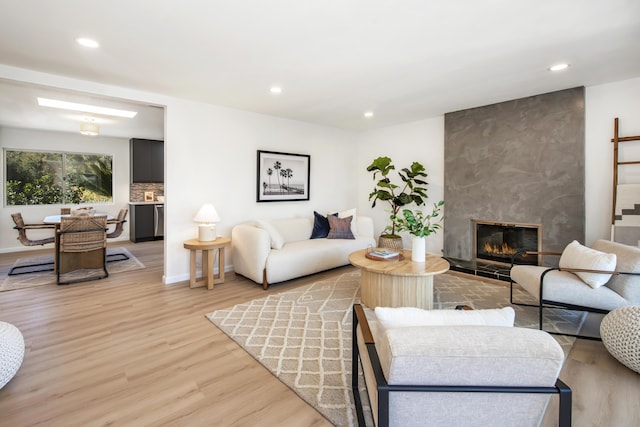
[349, 249, 450, 309]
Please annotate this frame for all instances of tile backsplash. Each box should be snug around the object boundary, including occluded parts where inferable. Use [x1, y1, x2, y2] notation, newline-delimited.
[130, 183, 165, 202]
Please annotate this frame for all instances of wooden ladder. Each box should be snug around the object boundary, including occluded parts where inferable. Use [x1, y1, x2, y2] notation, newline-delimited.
[611, 117, 640, 227]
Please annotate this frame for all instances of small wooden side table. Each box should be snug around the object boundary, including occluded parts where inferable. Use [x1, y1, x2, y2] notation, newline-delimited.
[183, 237, 231, 289]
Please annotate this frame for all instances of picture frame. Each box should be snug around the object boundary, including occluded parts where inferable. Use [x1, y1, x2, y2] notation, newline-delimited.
[257, 150, 310, 202]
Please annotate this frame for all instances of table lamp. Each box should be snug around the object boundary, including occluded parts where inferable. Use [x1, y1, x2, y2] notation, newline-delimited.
[194, 204, 220, 241]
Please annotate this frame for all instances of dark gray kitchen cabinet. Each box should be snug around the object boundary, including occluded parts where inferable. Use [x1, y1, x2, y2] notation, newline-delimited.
[130, 138, 164, 183]
[129, 204, 156, 242]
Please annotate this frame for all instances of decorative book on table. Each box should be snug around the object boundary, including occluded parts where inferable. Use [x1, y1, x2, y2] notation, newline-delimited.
[368, 249, 400, 259]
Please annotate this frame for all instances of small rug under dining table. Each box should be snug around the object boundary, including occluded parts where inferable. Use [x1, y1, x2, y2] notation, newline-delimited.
[0, 247, 145, 291]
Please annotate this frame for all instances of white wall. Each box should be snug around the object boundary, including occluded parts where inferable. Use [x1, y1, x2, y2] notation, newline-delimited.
[0, 65, 358, 284]
[585, 77, 640, 245]
[0, 127, 130, 252]
[164, 97, 358, 283]
[356, 116, 445, 254]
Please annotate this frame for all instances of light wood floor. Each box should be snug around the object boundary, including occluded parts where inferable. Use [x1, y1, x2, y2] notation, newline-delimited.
[0, 241, 638, 426]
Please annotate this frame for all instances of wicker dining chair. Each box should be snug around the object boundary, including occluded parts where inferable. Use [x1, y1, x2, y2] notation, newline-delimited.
[9, 213, 56, 275]
[56, 215, 109, 285]
[11, 212, 55, 246]
[107, 208, 129, 239]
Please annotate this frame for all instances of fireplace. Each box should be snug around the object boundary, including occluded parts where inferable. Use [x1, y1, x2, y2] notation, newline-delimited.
[472, 220, 541, 265]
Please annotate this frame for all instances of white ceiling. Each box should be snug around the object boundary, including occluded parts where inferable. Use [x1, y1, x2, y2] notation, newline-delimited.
[0, 0, 639, 135]
[0, 79, 165, 140]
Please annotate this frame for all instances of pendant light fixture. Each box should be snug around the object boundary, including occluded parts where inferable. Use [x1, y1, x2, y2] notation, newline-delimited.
[80, 121, 99, 136]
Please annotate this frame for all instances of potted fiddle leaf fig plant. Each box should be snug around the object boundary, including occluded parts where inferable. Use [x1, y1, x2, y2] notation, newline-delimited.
[393, 200, 445, 262]
[367, 156, 430, 248]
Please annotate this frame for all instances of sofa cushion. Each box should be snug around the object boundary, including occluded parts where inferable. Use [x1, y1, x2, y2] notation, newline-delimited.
[591, 239, 640, 304]
[327, 215, 355, 239]
[375, 306, 515, 328]
[268, 218, 312, 244]
[559, 240, 616, 288]
[256, 220, 285, 249]
[379, 325, 564, 387]
[265, 236, 375, 284]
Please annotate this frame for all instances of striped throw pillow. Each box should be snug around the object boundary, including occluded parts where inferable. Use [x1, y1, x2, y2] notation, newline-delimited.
[327, 215, 355, 239]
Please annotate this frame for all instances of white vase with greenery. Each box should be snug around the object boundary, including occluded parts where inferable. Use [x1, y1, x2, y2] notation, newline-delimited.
[411, 235, 427, 262]
[394, 201, 445, 262]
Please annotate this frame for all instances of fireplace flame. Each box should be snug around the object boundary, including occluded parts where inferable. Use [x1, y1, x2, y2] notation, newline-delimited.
[483, 241, 517, 256]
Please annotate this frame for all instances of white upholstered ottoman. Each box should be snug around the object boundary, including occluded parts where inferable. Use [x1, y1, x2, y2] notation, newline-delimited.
[0, 321, 25, 389]
[600, 306, 640, 374]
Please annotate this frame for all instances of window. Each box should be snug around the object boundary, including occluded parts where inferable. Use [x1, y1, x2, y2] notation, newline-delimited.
[4, 149, 113, 206]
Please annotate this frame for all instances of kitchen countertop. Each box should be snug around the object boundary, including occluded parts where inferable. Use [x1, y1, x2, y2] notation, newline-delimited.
[129, 202, 164, 205]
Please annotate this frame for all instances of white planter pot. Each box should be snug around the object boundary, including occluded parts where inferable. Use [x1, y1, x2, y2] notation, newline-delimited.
[411, 236, 426, 262]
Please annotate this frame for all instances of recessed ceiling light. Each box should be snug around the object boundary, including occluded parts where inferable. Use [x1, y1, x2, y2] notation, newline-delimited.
[549, 63, 570, 72]
[270, 86, 282, 94]
[37, 98, 138, 118]
[76, 37, 100, 48]
[364, 111, 374, 118]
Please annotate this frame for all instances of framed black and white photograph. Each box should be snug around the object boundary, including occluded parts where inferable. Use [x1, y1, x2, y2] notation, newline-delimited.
[257, 150, 310, 202]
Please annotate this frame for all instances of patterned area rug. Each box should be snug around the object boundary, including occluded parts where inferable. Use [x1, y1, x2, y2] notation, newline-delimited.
[206, 270, 584, 427]
[0, 248, 145, 291]
[435, 272, 583, 351]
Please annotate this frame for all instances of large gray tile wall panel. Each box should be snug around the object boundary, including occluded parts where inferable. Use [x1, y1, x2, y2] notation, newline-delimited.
[444, 87, 585, 260]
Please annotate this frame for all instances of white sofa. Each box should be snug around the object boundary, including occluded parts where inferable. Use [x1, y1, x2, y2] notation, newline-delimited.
[232, 215, 376, 289]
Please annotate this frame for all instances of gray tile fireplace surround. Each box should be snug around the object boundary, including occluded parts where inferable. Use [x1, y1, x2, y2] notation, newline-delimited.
[443, 87, 585, 265]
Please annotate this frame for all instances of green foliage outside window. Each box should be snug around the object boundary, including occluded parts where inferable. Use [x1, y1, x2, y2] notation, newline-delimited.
[5, 150, 113, 206]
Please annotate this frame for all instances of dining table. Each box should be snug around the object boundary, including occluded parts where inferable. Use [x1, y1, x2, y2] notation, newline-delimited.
[43, 213, 116, 225]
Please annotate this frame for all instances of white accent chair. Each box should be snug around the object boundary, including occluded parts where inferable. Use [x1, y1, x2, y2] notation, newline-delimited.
[510, 239, 640, 339]
[352, 305, 571, 427]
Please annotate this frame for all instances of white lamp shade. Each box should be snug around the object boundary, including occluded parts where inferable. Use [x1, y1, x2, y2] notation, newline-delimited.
[193, 204, 220, 223]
